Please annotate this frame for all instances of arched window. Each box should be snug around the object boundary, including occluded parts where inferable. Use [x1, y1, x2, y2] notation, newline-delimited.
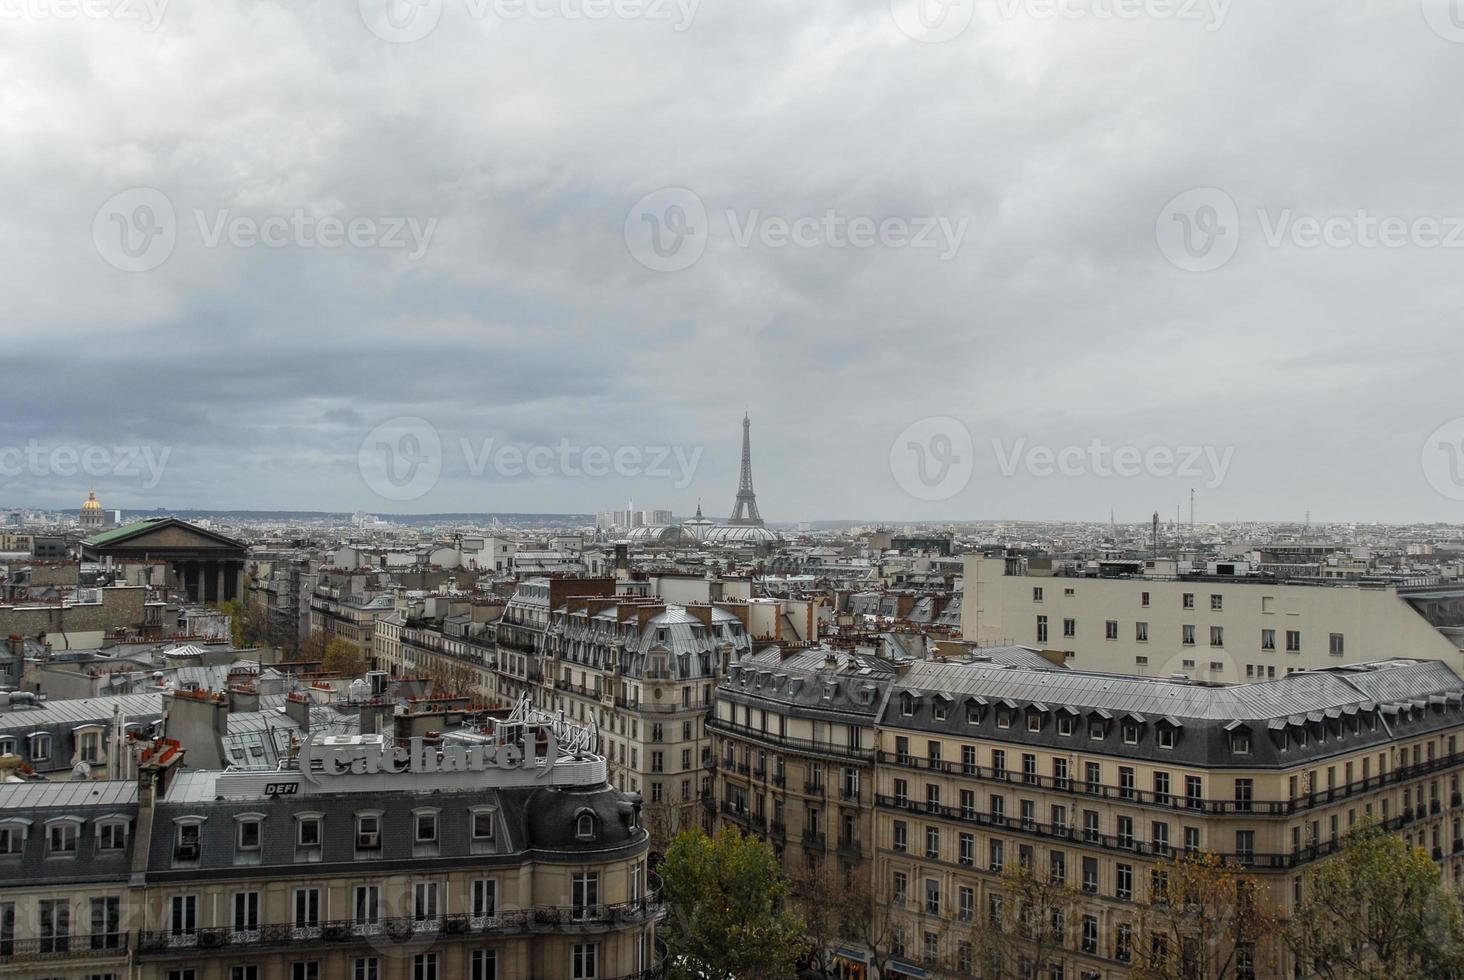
[576, 812, 596, 840]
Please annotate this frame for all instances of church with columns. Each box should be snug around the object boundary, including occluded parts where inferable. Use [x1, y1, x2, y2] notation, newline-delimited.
[81, 517, 248, 604]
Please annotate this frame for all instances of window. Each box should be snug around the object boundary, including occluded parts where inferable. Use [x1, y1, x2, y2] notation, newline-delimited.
[1235, 778, 1254, 812]
[1105, 620, 1118, 640]
[292, 963, 320, 980]
[989, 838, 1004, 872]
[39, 898, 69, 952]
[1262, 629, 1276, 651]
[1186, 775, 1203, 808]
[925, 825, 940, 858]
[572, 942, 598, 979]
[1210, 626, 1224, 647]
[90, 896, 120, 949]
[1236, 830, 1255, 861]
[472, 879, 498, 919]
[958, 885, 974, 921]
[1141, 591, 1151, 607]
[234, 968, 262, 980]
[1330, 633, 1345, 657]
[1116, 923, 1133, 961]
[174, 822, 201, 862]
[1153, 821, 1170, 855]
[0, 823, 22, 855]
[1082, 914, 1098, 953]
[29, 733, 51, 762]
[413, 882, 440, 922]
[1123, 723, 1140, 744]
[1062, 618, 1076, 637]
[1182, 624, 1196, 646]
[413, 954, 439, 980]
[893, 871, 908, 905]
[169, 895, 197, 937]
[294, 888, 320, 930]
[1117, 815, 1134, 848]
[1210, 593, 1223, 610]
[1033, 587, 1044, 601]
[1116, 863, 1133, 901]
[925, 878, 940, 915]
[1119, 766, 1135, 799]
[573, 872, 600, 918]
[1184, 825, 1200, 854]
[1082, 855, 1098, 892]
[354, 959, 381, 980]
[471, 950, 497, 980]
[1182, 592, 1194, 609]
[1286, 630, 1301, 652]
[576, 813, 596, 839]
[354, 885, 380, 925]
[237, 818, 261, 852]
[229, 889, 260, 934]
[47, 820, 78, 855]
[1036, 616, 1048, 644]
[356, 813, 381, 851]
[959, 832, 974, 865]
[415, 810, 438, 843]
[1136, 621, 1148, 642]
[893, 820, 907, 852]
[1158, 727, 1175, 749]
[297, 815, 321, 848]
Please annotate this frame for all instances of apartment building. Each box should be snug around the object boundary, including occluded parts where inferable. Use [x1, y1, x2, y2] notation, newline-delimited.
[871, 657, 1464, 979]
[309, 581, 396, 664]
[0, 714, 663, 980]
[709, 646, 896, 880]
[963, 555, 1464, 681]
[541, 595, 753, 845]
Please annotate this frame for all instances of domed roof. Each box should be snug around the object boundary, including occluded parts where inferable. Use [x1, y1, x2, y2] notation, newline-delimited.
[81, 490, 102, 511]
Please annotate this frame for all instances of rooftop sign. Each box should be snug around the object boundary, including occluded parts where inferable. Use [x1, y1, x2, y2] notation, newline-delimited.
[297, 730, 559, 786]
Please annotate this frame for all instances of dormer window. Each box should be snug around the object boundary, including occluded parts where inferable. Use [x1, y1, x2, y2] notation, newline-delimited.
[0, 820, 28, 855]
[576, 812, 596, 840]
[1158, 728, 1176, 749]
[997, 710, 1012, 729]
[415, 810, 439, 843]
[174, 819, 203, 863]
[296, 814, 323, 850]
[1122, 723, 1140, 744]
[901, 694, 915, 717]
[28, 733, 51, 763]
[97, 819, 128, 852]
[237, 816, 263, 852]
[1230, 733, 1251, 755]
[0, 737, 14, 756]
[1056, 715, 1073, 737]
[932, 701, 947, 722]
[471, 808, 496, 842]
[46, 819, 79, 856]
[356, 813, 382, 852]
[1026, 713, 1042, 733]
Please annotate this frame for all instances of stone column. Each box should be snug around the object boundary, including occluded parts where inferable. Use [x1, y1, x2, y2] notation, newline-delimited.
[216, 563, 226, 605]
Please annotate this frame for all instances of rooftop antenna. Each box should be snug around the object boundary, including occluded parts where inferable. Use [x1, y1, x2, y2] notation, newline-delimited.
[1190, 488, 1195, 529]
[1151, 512, 1159, 558]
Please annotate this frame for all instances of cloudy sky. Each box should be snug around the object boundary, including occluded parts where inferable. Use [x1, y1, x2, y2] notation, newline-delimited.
[4, 0, 1464, 523]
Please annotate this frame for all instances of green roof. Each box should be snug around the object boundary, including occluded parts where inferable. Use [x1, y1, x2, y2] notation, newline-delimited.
[81, 518, 167, 548]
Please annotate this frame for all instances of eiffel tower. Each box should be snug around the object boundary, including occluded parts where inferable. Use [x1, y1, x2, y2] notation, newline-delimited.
[727, 412, 764, 526]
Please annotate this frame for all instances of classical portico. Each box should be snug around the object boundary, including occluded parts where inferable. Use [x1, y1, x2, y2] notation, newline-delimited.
[81, 518, 248, 604]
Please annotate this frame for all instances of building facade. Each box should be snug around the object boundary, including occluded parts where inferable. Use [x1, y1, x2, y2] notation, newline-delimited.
[963, 555, 1464, 681]
[0, 713, 663, 980]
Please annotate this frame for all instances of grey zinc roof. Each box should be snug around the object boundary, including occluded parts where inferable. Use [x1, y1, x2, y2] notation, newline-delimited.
[0, 692, 163, 731]
[0, 779, 138, 809]
[894, 659, 1463, 722]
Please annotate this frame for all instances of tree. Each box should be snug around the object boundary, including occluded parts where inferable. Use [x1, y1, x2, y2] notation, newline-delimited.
[294, 629, 328, 664]
[968, 860, 1083, 980]
[789, 859, 904, 979]
[1130, 852, 1282, 980]
[1286, 820, 1464, 980]
[659, 827, 808, 980]
[322, 637, 368, 678]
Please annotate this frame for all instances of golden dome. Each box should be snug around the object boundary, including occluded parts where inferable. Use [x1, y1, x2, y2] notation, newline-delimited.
[82, 490, 102, 511]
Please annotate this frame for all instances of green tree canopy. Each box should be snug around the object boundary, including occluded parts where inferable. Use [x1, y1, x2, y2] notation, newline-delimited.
[659, 827, 807, 980]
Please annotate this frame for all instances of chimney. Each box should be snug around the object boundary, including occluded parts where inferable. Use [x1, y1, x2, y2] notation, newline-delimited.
[284, 692, 312, 732]
[685, 604, 714, 629]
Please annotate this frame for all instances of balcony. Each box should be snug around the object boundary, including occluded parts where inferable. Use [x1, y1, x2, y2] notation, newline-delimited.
[137, 894, 665, 957]
[804, 782, 826, 796]
[801, 830, 826, 850]
[837, 836, 863, 856]
[0, 936, 128, 965]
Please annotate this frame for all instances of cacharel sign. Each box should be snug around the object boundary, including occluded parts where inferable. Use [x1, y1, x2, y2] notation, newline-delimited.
[297, 730, 560, 786]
